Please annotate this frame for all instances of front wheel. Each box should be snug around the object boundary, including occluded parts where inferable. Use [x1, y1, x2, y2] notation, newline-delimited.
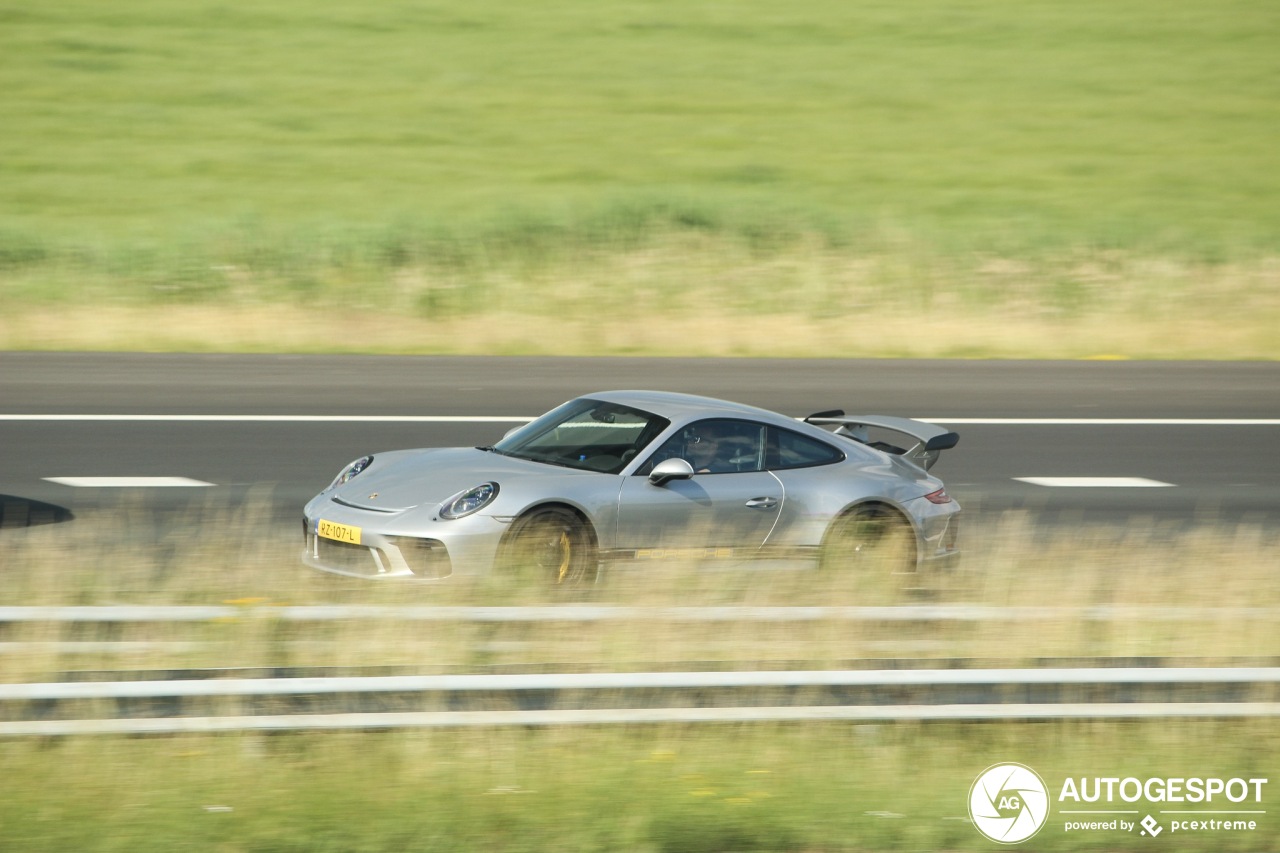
[499, 507, 598, 585]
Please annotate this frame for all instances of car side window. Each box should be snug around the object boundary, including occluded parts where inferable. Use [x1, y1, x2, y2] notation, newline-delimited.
[767, 426, 844, 470]
[640, 419, 766, 474]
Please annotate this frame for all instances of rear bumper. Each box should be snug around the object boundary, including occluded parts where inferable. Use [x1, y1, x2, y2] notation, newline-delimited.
[916, 502, 961, 570]
[921, 544, 961, 569]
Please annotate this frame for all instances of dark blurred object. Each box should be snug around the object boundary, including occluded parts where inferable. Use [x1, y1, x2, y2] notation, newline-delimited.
[1, 496, 74, 529]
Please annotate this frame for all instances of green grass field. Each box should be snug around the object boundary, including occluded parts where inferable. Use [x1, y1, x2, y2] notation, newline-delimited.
[4, 721, 1276, 852]
[3, 0, 1279, 356]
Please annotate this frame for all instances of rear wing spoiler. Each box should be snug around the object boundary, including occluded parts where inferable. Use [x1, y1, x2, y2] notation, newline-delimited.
[804, 410, 958, 471]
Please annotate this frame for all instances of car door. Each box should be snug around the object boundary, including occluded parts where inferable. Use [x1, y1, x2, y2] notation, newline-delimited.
[614, 419, 783, 557]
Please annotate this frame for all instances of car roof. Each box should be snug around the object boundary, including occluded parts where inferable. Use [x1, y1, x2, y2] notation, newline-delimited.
[583, 390, 801, 427]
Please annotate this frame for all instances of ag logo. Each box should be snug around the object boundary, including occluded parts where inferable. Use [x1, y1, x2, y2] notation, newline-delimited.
[969, 763, 1050, 844]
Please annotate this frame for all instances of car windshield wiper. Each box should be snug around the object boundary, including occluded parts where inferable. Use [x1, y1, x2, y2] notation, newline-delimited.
[475, 445, 507, 456]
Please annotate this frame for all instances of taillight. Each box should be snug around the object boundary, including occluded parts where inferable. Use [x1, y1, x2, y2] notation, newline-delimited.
[923, 488, 952, 504]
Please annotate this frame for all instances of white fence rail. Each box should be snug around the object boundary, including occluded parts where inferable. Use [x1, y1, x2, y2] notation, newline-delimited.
[6, 703, 1280, 736]
[4, 667, 1280, 701]
[4, 605, 1277, 734]
[3, 668, 1278, 735]
[1, 604, 1277, 623]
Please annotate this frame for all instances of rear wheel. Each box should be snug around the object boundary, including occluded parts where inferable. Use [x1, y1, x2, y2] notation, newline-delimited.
[820, 505, 918, 576]
[499, 507, 598, 585]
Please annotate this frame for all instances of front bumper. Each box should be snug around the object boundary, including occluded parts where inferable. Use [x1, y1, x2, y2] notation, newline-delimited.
[301, 501, 510, 580]
[303, 526, 450, 579]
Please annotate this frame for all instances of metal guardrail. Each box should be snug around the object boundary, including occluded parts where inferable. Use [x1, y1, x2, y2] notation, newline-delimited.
[3, 605, 1276, 734]
[3, 668, 1278, 735]
[6, 704, 1280, 736]
[5, 667, 1280, 700]
[1, 604, 1277, 623]
[4, 604, 1270, 656]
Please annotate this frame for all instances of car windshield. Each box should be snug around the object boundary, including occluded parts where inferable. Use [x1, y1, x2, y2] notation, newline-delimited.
[491, 398, 670, 474]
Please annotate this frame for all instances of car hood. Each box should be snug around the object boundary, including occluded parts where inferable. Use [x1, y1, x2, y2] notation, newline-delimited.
[324, 447, 588, 513]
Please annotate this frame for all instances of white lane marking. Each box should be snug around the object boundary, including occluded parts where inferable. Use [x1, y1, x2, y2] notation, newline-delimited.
[1015, 477, 1175, 488]
[3, 415, 531, 423]
[43, 477, 214, 488]
[924, 418, 1280, 425]
[0, 415, 1278, 425]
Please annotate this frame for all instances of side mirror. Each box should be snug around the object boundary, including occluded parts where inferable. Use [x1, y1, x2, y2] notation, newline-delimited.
[648, 458, 695, 486]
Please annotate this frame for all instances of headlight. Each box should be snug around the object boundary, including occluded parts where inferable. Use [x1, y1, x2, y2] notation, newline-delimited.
[439, 482, 499, 519]
[329, 455, 373, 489]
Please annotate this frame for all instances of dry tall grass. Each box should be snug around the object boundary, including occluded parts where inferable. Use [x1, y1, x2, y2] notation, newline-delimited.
[3, 245, 1278, 358]
[2, 496, 1275, 683]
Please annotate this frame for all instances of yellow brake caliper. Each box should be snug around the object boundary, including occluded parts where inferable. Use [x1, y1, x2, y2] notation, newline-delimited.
[555, 531, 572, 583]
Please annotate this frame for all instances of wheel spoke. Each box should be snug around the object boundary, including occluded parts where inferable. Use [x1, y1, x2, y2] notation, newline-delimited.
[502, 509, 597, 586]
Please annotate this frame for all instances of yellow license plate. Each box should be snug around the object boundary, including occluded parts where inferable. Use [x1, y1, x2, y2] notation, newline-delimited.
[317, 519, 362, 545]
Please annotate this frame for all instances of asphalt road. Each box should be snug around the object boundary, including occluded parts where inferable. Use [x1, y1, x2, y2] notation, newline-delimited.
[2, 353, 1278, 529]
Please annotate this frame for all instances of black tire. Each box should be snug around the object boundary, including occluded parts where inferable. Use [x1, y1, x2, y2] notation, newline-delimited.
[499, 506, 598, 585]
[820, 504, 918, 574]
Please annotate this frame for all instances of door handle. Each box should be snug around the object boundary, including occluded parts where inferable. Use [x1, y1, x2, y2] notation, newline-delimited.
[745, 497, 778, 509]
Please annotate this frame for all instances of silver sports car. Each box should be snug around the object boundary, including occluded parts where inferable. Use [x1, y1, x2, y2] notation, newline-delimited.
[302, 391, 960, 583]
